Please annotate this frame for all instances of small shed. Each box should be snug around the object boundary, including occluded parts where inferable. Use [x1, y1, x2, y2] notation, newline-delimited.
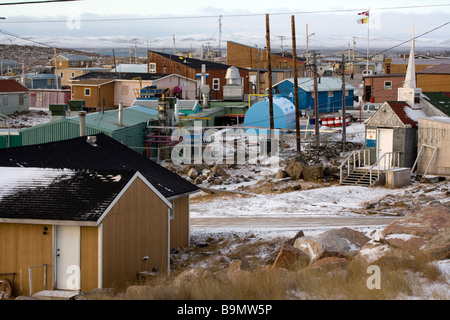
[0, 134, 199, 297]
[364, 101, 424, 167]
[273, 77, 355, 114]
[416, 117, 450, 177]
[0, 167, 173, 296]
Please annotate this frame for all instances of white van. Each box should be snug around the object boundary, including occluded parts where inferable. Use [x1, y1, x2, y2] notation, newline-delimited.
[362, 70, 373, 76]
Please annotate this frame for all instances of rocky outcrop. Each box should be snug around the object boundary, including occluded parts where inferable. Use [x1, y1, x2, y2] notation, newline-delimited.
[357, 204, 450, 263]
[379, 204, 450, 257]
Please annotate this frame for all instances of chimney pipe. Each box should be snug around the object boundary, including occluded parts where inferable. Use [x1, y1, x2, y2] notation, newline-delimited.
[118, 102, 123, 126]
[79, 111, 87, 136]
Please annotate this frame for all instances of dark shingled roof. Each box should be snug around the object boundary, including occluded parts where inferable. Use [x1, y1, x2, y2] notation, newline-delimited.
[0, 133, 199, 199]
[386, 101, 419, 128]
[0, 167, 136, 222]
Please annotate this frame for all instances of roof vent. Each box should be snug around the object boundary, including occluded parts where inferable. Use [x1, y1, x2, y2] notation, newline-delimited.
[86, 136, 97, 147]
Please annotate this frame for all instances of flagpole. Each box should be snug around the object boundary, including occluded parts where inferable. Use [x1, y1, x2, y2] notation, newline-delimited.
[367, 8, 370, 74]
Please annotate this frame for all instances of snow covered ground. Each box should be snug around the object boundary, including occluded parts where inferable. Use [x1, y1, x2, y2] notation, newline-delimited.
[191, 185, 404, 219]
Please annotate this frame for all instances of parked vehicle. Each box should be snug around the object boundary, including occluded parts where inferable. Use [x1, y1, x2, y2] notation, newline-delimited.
[338, 103, 382, 122]
[362, 70, 373, 76]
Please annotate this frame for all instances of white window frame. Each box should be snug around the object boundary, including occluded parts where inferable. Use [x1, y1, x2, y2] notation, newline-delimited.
[213, 78, 220, 91]
[149, 63, 157, 73]
[84, 88, 91, 96]
[384, 81, 392, 90]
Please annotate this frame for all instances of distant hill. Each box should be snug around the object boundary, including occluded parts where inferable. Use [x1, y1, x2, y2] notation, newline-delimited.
[0, 44, 145, 74]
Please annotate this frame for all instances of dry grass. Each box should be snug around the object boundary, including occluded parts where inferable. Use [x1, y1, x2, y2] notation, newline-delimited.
[130, 236, 447, 300]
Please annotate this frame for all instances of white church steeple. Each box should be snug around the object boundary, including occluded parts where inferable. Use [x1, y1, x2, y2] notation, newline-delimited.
[398, 25, 422, 109]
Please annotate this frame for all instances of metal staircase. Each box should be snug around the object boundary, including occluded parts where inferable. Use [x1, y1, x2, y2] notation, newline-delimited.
[339, 150, 402, 187]
[340, 168, 379, 186]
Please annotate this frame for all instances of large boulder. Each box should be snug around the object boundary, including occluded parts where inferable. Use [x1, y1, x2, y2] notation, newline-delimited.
[293, 238, 325, 263]
[272, 243, 311, 271]
[302, 164, 324, 182]
[285, 156, 304, 180]
[315, 227, 370, 257]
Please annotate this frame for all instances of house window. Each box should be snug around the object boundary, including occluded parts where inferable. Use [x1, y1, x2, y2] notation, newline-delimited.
[345, 90, 349, 97]
[84, 88, 91, 96]
[213, 78, 220, 91]
[149, 63, 157, 73]
[384, 81, 392, 90]
[72, 73, 75, 78]
[2, 95, 8, 106]
[60, 73, 64, 78]
[328, 91, 333, 97]
[47, 79, 52, 86]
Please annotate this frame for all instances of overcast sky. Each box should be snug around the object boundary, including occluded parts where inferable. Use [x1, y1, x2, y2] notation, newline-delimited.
[0, 0, 449, 50]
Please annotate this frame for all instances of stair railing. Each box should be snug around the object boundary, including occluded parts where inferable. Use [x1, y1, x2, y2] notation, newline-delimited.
[368, 152, 402, 186]
[339, 149, 371, 184]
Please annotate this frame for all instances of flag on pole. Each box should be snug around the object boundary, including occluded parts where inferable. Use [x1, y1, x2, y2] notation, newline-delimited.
[357, 17, 369, 24]
[357, 10, 369, 24]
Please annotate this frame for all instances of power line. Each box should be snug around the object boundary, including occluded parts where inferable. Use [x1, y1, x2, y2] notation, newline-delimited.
[2, 3, 450, 24]
[0, 0, 79, 6]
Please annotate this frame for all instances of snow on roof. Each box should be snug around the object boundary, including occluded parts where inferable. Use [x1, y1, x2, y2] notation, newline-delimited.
[403, 106, 427, 122]
[420, 116, 450, 124]
[276, 77, 355, 92]
[0, 167, 136, 222]
[0, 167, 75, 200]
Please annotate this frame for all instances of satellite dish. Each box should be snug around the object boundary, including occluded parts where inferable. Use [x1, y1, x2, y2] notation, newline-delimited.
[200, 85, 210, 95]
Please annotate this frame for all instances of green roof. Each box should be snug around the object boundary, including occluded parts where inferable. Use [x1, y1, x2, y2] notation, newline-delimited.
[67, 105, 158, 133]
[422, 92, 450, 117]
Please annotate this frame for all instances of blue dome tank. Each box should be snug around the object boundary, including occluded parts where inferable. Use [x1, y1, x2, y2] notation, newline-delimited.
[244, 96, 296, 130]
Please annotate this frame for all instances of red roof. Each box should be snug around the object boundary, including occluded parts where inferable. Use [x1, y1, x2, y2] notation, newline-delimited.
[0, 79, 29, 93]
[387, 101, 418, 128]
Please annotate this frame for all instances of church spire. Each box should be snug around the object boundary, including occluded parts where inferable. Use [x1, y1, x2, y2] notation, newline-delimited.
[404, 25, 416, 88]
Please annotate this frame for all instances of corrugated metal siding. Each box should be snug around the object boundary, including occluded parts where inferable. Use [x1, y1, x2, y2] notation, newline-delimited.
[0, 135, 22, 149]
[111, 124, 147, 154]
[20, 119, 106, 146]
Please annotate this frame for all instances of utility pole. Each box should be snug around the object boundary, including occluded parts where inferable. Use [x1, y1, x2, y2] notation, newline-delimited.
[291, 15, 301, 153]
[306, 24, 309, 67]
[266, 14, 275, 150]
[278, 35, 286, 55]
[341, 54, 347, 152]
[54, 46, 59, 90]
[134, 38, 138, 64]
[313, 52, 319, 147]
[219, 15, 222, 57]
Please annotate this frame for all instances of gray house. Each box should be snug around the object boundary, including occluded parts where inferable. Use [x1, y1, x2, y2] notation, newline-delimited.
[365, 101, 421, 168]
[0, 59, 21, 76]
[0, 79, 30, 116]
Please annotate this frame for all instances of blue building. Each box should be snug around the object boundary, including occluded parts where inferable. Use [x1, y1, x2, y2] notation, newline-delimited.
[273, 77, 355, 114]
[13, 74, 62, 90]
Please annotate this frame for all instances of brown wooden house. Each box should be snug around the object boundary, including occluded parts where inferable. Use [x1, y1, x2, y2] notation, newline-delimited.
[147, 50, 250, 100]
[0, 134, 199, 297]
[70, 79, 115, 111]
